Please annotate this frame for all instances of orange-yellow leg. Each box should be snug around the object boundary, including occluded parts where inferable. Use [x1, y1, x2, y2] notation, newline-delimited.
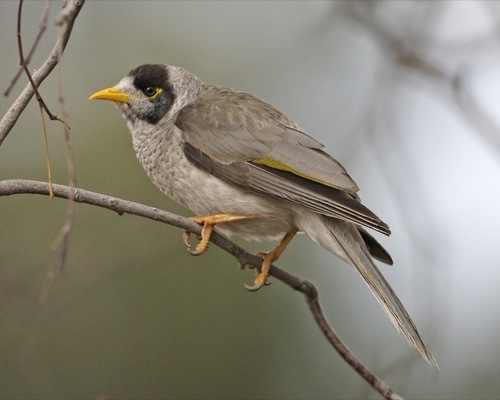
[244, 228, 299, 292]
[182, 214, 256, 256]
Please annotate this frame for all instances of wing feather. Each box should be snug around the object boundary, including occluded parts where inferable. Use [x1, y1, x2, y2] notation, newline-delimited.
[176, 86, 358, 193]
[183, 143, 390, 235]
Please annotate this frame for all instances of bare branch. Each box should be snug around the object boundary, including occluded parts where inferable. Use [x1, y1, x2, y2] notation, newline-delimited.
[0, 0, 84, 146]
[306, 293, 403, 400]
[0, 178, 404, 400]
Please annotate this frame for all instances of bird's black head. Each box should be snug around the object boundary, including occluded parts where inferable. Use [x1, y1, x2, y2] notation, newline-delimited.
[127, 64, 176, 124]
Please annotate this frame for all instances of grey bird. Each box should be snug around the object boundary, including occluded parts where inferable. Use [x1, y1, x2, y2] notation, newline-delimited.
[89, 64, 436, 365]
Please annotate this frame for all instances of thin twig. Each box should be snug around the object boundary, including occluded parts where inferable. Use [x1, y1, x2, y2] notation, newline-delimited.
[4, 0, 52, 97]
[41, 13, 78, 300]
[0, 178, 405, 400]
[16, 0, 56, 195]
[305, 290, 403, 400]
[16, 0, 65, 125]
[37, 101, 54, 197]
[0, 0, 84, 146]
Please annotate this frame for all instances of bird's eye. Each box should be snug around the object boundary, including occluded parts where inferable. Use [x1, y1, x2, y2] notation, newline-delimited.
[144, 86, 158, 97]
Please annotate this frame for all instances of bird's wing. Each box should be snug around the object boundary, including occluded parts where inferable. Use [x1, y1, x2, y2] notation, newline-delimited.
[176, 86, 358, 193]
[183, 142, 390, 236]
[177, 86, 390, 235]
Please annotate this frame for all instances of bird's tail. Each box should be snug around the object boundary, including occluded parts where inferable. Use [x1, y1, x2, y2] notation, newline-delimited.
[300, 214, 437, 366]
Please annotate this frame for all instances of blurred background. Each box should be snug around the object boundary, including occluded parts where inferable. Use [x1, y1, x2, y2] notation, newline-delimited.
[2, 1, 500, 398]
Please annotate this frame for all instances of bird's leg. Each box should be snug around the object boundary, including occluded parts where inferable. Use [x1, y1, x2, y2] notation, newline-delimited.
[182, 214, 256, 256]
[245, 228, 298, 292]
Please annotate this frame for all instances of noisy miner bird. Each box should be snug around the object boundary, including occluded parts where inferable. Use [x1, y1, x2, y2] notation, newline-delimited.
[90, 64, 436, 365]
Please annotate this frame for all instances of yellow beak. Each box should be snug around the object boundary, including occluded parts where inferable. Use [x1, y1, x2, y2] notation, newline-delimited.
[89, 87, 131, 103]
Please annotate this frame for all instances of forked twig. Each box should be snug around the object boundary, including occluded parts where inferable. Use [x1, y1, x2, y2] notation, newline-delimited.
[0, 0, 84, 146]
[0, 0, 81, 301]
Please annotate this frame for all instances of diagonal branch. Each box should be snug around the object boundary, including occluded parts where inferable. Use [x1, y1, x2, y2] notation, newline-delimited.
[0, 0, 85, 146]
[0, 178, 403, 400]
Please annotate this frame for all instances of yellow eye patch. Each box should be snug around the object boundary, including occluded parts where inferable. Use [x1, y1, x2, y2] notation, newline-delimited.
[146, 87, 163, 99]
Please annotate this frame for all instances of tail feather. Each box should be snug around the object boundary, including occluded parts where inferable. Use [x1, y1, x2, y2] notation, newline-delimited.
[301, 214, 437, 366]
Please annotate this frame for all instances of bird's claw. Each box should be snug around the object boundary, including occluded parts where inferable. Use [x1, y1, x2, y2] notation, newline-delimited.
[187, 246, 203, 256]
[182, 230, 204, 256]
[244, 278, 272, 292]
[243, 253, 272, 292]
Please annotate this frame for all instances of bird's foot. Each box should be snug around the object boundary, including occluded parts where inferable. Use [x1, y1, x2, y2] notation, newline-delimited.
[244, 228, 298, 292]
[244, 251, 273, 291]
[182, 213, 254, 256]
